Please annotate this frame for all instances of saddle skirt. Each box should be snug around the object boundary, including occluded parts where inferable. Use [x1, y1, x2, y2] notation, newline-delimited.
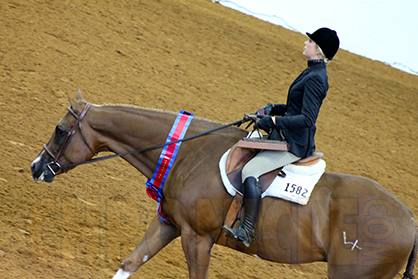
[219, 144, 326, 205]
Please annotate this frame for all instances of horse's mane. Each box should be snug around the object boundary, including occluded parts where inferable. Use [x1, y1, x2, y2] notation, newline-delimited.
[101, 103, 177, 115]
[100, 103, 223, 124]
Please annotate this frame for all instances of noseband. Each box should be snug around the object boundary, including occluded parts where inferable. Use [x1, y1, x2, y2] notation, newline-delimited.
[43, 102, 96, 175]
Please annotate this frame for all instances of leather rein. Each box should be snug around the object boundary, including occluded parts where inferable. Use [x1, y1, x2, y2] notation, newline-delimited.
[43, 102, 248, 176]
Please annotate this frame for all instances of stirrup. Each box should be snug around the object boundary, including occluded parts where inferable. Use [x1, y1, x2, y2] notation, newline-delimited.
[223, 225, 238, 237]
[222, 225, 254, 247]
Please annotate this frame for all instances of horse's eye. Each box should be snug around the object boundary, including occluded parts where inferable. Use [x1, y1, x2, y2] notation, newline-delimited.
[55, 126, 68, 137]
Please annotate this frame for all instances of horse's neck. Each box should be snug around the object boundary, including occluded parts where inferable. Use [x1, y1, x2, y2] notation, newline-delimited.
[89, 105, 179, 178]
[88, 105, 243, 179]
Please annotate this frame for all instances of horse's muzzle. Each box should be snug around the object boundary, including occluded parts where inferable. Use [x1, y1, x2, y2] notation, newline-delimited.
[31, 155, 56, 183]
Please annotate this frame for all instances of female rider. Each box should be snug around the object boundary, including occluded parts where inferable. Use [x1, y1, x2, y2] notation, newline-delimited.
[224, 27, 340, 247]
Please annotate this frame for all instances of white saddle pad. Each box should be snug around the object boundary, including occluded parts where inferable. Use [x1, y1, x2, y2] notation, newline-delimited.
[219, 149, 326, 205]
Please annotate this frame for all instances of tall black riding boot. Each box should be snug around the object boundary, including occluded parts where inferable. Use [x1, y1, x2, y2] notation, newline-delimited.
[223, 176, 261, 247]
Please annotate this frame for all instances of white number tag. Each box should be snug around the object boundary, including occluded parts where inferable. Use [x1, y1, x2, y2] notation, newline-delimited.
[279, 178, 314, 204]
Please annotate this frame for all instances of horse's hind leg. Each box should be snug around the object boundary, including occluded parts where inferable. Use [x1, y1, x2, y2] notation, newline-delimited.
[328, 240, 414, 279]
[328, 264, 400, 279]
[112, 216, 180, 279]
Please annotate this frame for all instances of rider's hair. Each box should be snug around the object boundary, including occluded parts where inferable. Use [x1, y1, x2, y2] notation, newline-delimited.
[316, 45, 330, 65]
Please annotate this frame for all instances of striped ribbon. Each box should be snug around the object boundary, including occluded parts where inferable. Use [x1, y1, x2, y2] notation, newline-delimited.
[146, 110, 194, 223]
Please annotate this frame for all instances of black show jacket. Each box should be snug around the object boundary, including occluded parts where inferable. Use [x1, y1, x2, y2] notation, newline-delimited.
[270, 60, 328, 158]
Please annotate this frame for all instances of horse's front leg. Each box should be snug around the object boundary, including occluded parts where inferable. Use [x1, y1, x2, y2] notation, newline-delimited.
[112, 216, 180, 279]
[181, 225, 215, 279]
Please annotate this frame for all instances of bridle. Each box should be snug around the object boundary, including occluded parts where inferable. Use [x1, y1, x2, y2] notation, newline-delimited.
[43, 102, 97, 176]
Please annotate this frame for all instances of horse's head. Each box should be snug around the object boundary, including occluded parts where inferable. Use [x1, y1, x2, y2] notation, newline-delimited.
[31, 89, 97, 182]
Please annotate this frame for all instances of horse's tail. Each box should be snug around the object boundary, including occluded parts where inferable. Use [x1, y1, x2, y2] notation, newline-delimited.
[402, 218, 418, 279]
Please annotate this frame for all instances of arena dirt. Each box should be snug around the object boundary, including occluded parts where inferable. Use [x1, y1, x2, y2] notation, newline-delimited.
[0, 0, 417, 278]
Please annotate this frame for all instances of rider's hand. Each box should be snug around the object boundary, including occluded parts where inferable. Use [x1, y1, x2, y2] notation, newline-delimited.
[256, 103, 273, 115]
[254, 115, 275, 133]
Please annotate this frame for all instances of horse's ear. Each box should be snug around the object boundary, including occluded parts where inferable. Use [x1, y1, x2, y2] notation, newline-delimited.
[68, 88, 85, 113]
[76, 88, 84, 101]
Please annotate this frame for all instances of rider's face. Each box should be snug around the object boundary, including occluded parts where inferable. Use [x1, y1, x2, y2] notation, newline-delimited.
[303, 39, 321, 60]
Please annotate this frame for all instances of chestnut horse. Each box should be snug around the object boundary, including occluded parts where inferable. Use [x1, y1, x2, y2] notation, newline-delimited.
[31, 91, 417, 279]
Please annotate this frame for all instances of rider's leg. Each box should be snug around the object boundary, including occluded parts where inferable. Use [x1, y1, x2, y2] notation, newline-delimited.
[223, 151, 300, 247]
[223, 176, 260, 247]
[241, 150, 300, 180]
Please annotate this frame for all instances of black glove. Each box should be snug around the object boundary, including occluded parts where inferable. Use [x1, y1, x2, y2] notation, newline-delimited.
[256, 103, 273, 115]
[254, 115, 275, 133]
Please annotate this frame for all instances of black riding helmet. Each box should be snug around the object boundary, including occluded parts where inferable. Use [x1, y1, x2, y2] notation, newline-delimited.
[306, 27, 340, 60]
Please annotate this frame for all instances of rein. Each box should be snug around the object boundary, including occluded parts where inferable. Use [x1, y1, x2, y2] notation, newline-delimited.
[52, 105, 247, 172]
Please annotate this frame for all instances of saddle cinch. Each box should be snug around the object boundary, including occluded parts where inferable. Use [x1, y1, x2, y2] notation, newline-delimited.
[217, 138, 323, 245]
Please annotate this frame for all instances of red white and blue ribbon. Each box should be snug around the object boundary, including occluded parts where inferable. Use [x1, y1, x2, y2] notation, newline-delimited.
[146, 110, 194, 223]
